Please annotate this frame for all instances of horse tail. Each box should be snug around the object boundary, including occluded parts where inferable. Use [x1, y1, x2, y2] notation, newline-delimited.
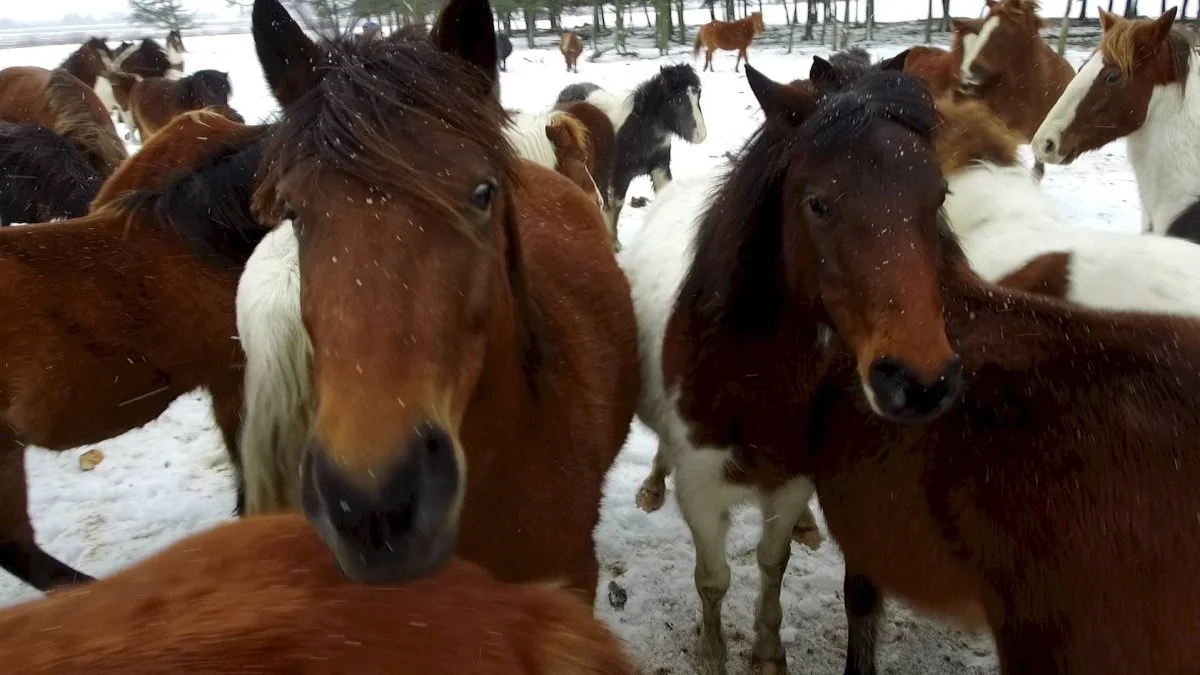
[693, 27, 705, 58]
[44, 69, 127, 176]
[236, 224, 314, 516]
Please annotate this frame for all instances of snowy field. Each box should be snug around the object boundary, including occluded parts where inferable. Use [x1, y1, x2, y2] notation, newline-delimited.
[0, 25, 1142, 674]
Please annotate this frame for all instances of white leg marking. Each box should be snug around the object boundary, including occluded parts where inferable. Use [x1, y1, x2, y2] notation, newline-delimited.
[752, 479, 817, 669]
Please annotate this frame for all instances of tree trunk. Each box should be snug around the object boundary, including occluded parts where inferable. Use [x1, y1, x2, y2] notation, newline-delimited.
[655, 0, 672, 53]
[820, 0, 828, 42]
[643, 0, 652, 27]
[926, 0, 934, 42]
[593, 1, 603, 54]
[523, 6, 535, 47]
[725, 0, 736, 21]
[1078, 0, 1088, 18]
[806, 0, 817, 39]
[614, 0, 627, 51]
[1058, 0, 1072, 55]
[941, 0, 951, 31]
[865, 0, 874, 39]
[1123, 0, 1137, 17]
[708, 1, 716, 21]
[676, 0, 686, 43]
[842, 0, 850, 47]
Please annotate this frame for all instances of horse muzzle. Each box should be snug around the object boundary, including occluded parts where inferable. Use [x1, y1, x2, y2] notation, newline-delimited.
[301, 422, 462, 583]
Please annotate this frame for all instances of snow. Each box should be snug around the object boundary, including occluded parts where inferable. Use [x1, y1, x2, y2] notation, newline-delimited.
[0, 26, 1143, 675]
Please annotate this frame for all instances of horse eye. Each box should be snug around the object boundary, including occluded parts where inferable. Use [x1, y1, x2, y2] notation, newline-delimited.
[806, 195, 830, 218]
[470, 181, 496, 212]
[1105, 70, 1121, 85]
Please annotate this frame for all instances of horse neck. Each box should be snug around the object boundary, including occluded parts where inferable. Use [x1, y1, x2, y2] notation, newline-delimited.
[944, 161, 1063, 239]
[1124, 59, 1200, 232]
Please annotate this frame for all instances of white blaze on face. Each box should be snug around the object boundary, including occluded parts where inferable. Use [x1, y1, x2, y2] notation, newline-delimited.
[688, 87, 707, 144]
[1032, 53, 1105, 164]
[959, 16, 1001, 85]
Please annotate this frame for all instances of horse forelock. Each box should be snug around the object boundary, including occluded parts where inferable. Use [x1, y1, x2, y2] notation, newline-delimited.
[1101, 20, 1195, 83]
[256, 37, 519, 236]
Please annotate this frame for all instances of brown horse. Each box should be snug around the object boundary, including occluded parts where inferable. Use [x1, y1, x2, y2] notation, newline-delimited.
[952, 0, 1074, 140]
[560, 31, 584, 72]
[0, 67, 127, 176]
[693, 11, 764, 72]
[56, 37, 115, 89]
[553, 100, 615, 218]
[0, 515, 636, 674]
[242, 0, 638, 599]
[0, 111, 269, 592]
[107, 69, 242, 140]
[120, 36, 185, 80]
[899, 45, 961, 96]
[545, 111, 604, 212]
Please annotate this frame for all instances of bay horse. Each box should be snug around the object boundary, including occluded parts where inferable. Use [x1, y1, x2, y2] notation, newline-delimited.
[0, 122, 102, 225]
[953, 0, 1074, 140]
[239, 0, 638, 597]
[0, 111, 270, 592]
[693, 11, 764, 72]
[0, 67, 127, 176]
[561, 31, 583, 72]
[552, 100, 615, 223]
[1034, 8, 1200, 237]
[107, 69, 243, 140]
[0, 515, 636, 675]
[555, 64, 706, 246]
[621, 66, 963, 674]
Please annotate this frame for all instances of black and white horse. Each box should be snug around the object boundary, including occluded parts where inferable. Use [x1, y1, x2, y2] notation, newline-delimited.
[555, 63, 706, 239]
[0, 122, 102, 226]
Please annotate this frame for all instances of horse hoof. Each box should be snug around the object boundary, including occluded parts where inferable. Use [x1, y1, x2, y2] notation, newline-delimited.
[791, 521, 824, 551]
[752, 656, 788, 675]
[635, 484, 666, 512]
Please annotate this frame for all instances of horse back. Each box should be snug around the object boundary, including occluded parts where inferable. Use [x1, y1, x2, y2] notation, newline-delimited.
[0, 67, 53, 128]
[902, 47, 958, 98]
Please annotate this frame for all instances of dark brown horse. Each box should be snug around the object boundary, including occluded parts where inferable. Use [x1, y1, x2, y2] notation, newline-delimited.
[0, 121, 103, 225]
[56, 37, 114, 89]
[0, 515, 636, 674]
[120, 36, 185, 80]
[553, 100, 615, 218]
[953, 0, 1074, 140]
[0, 67, 127, 175]
[693, 11, 764, 72]
[107, 69, 242, 140]
[241, 0, 638, 600]
[560, 30, 583, 72]
[0, 111, 269, 591]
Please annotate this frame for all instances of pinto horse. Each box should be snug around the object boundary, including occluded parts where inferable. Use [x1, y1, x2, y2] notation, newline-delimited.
[0, 515, 636, 674]
[120, 35, 185, 80]
[0, 111, 269, 591]
[0, 122, 103, 225]
[0, 67, 127, 176]
[107, 69, 242, 140]
[1034, 8, 1200, 238]
[693, 11, 764, 72]
[952, 0, 1074, 140]
[621, 66, 964, 674]
[552, 100, 615, 220]
[503, 109, 604, 212]
[560, 31, 583, 72]
[238, 0, 638, 596]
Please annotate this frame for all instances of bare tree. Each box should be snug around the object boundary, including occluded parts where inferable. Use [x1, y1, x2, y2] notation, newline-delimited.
[926, 0, 935, 42]
[1058, 0, 1072, 55]
[1078, 0, 1089, 18]
[941, 0, 951, 31]
[865, 0, 875, 40]
[129, 0, 195, 30]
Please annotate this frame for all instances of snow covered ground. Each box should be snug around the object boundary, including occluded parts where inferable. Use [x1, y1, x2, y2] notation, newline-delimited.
[0, 25, 1142, 675]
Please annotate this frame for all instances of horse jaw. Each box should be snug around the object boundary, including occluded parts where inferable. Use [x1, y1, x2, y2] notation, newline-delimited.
[1031, 53, 1104, 165]
[688, 88, 707, 144]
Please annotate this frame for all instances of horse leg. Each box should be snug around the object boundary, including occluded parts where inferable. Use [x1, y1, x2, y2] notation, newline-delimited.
[735, 50, 743, 73]
[0, 436, 92, 590]
[705, 50, 714, 72]
[209, 383, 246, 517]
[606, 169, 636, 251]
[791, 503, 824, 550]
[843, 570, 883, 675]
[677, 463, 739, 675]
[635, 439, 675, 512]
[649, 150, 673, 194]
[751, 479, 814, 674]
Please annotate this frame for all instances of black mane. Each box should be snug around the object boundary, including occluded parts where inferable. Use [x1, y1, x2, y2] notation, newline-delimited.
[179, 70, 234, 107]
[677, 71, 945, 340]
[108, 129, 270, 269]
[0, 122, 102, 225]
[632, 63, 701, 117]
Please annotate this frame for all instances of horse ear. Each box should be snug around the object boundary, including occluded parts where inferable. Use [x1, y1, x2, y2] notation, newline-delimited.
[430, 0, 499, 93]
[810, 56, 836, 87]
[1151, 7, 1178, 42]
[1098, 7, 1118, 32]
[877, 49, 911, 72]
[747, 64, 815, 127]
[984, 0, 998, 8]
[252, 0, 326, 109]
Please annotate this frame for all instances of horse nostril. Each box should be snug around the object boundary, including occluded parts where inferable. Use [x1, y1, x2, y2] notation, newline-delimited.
[867, 356, 963, 422]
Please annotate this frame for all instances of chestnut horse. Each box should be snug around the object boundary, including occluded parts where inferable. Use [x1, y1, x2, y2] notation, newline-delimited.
[553, 100, 615, 221]
[622, 66, 963, 674]
[240, 0, 637, 598]
[693, 11, 764, 72]
[503, 109, 604, 212]
[952, 0, 1074, 140]
[0, 122, 103, 225]
[1034, 8, 1200, 237]
[561, 31, 583, 72]
[107, 69, 243, 140]
[0, 515, 636, 674]
[0, 67, 127, 176]
[0, 112, 269, 591]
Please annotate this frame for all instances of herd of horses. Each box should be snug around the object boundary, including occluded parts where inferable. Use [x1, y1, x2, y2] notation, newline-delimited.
[0, 0, 1198, 671]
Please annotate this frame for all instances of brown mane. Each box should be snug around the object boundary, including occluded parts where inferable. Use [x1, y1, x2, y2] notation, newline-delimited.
[932, 96, 1022, 173]
[1100, 19, 1195, 82]
[548, 110, 592, 165]
[44, 69, 127, 175]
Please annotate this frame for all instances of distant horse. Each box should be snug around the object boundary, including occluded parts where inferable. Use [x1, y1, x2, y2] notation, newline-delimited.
[622, 66, 964, 674]
[0, 122, 103, 225]
[55, 37, 121, 114]
[554, 64, 706, 244]
[497, 32, 513, 71]
[560, 31, 583, 72]
[0, 67, 127, 175]
[120, 36, 185, 80]
[0, 111, 269, 591]
[693, 11, 764, 72]
[553, 100, 615, 217]
[504, 110, 604, 213]
[107, 69, 242, 140]
[1034, 8, 1200, 238]
[952, 0, 1074, 140]
[0, 515, 636, 675]
[238, 0, 638, 597]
